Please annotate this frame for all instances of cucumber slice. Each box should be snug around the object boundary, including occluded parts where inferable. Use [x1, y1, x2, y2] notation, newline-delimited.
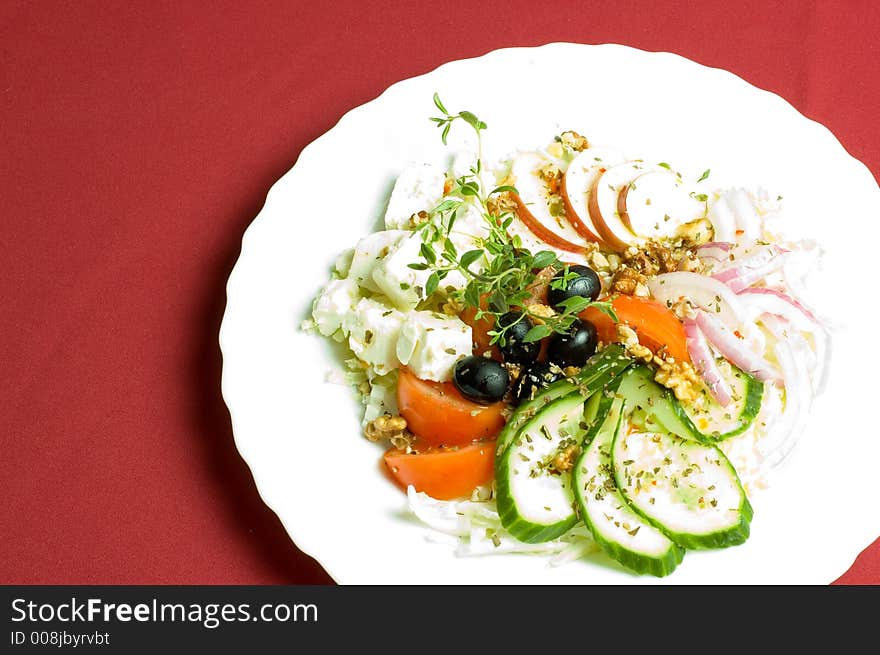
[574, 397, 685, 577]
[580, 390, 603, 435]
[495, 344, 632, 460]
[617, 364, 762, 443]
[611, 428, 752, 549]
[617, 366, 702, 441]
[678, 364, 763, 441]
[496, 393, 590, 543]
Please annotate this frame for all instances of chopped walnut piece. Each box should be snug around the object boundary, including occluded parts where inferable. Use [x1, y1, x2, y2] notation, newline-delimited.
[630, 344, 654, 362]
[589, 250, 610, 271]
[654, 359, 701, 402]
[526, 303, 556, 319]
[538, 163, 562, 184]
[676, 252, 704, 273]
[623, 240, 680, 275]
[669, 298, 694, 321]
[617, 324, 639, 346]
[364, 414, 410, 444]
[550, 443, 581, 474]
[406, 210, 430, 229]
[503, 361, 523, 385]
[623, 251, 658, 277]
[617, 324, 653, 362]
[610, 267, 646, 295]
[522, 265, 557, 306]
[389, 433, 414, 451]
[486, 191, 518, 217]
[559, 130, 590, 152]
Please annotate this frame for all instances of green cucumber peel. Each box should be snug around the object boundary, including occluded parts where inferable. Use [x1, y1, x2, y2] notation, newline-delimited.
[495, 344, 632, 460]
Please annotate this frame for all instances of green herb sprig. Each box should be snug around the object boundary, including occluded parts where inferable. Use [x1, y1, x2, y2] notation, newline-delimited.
[410, 93, 616, 347]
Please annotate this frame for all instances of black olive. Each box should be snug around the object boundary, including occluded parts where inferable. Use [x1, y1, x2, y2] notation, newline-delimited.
[546, 318, 598, 368]
[453, 355, 510, 404]
[497, 311, 540, 364]
[512, 362, 562, 406]
[547, 264, 602, 309]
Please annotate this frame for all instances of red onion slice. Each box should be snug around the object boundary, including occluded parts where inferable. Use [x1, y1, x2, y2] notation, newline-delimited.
[696, 242, 734, 263]
[714, 259, 788, 293]
[694, 310, 780, 383]
[758, 307, 829, 397]
[698, 241, 734, 252]
[684, 318, 732, 406]
[711, 244, 786, 291]
[759, 313, 814, 466]
[648, 272, 749, 329]
[738, 287, 817, 325]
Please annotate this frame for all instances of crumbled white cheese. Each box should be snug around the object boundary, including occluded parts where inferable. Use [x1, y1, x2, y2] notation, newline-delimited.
[371, 232, 429, 309]
[344, 298, 407, 376]
[311, 277, 360, 336]
[373, 220, 482, 311]
[396, 311, 472, 382]
[348, 230, 408, 292]
[383, 162, 446, 229]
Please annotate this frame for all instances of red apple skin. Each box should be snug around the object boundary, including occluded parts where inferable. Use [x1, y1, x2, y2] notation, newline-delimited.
[511, 192, 588, 254]
[617, 182, 636, 233]
[560, 173, 604, 244]
[587, 173, 633, 253]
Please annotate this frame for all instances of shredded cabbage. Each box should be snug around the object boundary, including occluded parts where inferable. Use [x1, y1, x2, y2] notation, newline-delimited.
[406, 486, 596, 562]
[362, 370, 399, 426]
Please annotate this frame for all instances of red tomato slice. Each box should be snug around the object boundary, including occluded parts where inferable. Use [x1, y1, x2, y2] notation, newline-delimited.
[383, 440, 496, 500]
[397, 368, 506, 447]
[580, 294, 690, 363]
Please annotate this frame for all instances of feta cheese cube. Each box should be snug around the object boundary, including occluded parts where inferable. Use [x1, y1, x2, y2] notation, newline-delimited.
[345, 298, 406, 376]
[348, 230, 408, 292]
[371, 232, 430, 309]
[372, 231, 472, 310]
[384, 163, 446, 229]
[312, 277, 361, 336]
[396, 311, 472, 382]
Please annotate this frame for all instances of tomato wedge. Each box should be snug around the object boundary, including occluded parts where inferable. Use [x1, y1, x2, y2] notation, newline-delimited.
[397, 368, 506, 447]
[460, 269, 557, 362]
[383, 440, 495, 500]
[580, 294, 690, 363]
[459, 303, 500, 360]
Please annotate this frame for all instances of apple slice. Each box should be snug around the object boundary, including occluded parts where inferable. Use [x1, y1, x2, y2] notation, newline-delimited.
[504, 215, 589, 266]
[618, 170, 707, 239]
[510, 152, 588, 254]
[588, 161, 658, 251]
[561, 147, 625, 243]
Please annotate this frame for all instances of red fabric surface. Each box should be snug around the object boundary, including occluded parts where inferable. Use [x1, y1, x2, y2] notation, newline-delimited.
[1, 0, 878, 585]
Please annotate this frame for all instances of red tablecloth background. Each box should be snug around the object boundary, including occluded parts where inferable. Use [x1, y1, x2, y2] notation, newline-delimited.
[2, 1, 878, 585]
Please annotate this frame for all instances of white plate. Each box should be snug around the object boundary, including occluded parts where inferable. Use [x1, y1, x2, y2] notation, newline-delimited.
[219, 43, 880, 584]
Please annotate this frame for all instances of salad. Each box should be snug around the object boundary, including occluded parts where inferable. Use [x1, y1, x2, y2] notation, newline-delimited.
[305, 95, 828, 577]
